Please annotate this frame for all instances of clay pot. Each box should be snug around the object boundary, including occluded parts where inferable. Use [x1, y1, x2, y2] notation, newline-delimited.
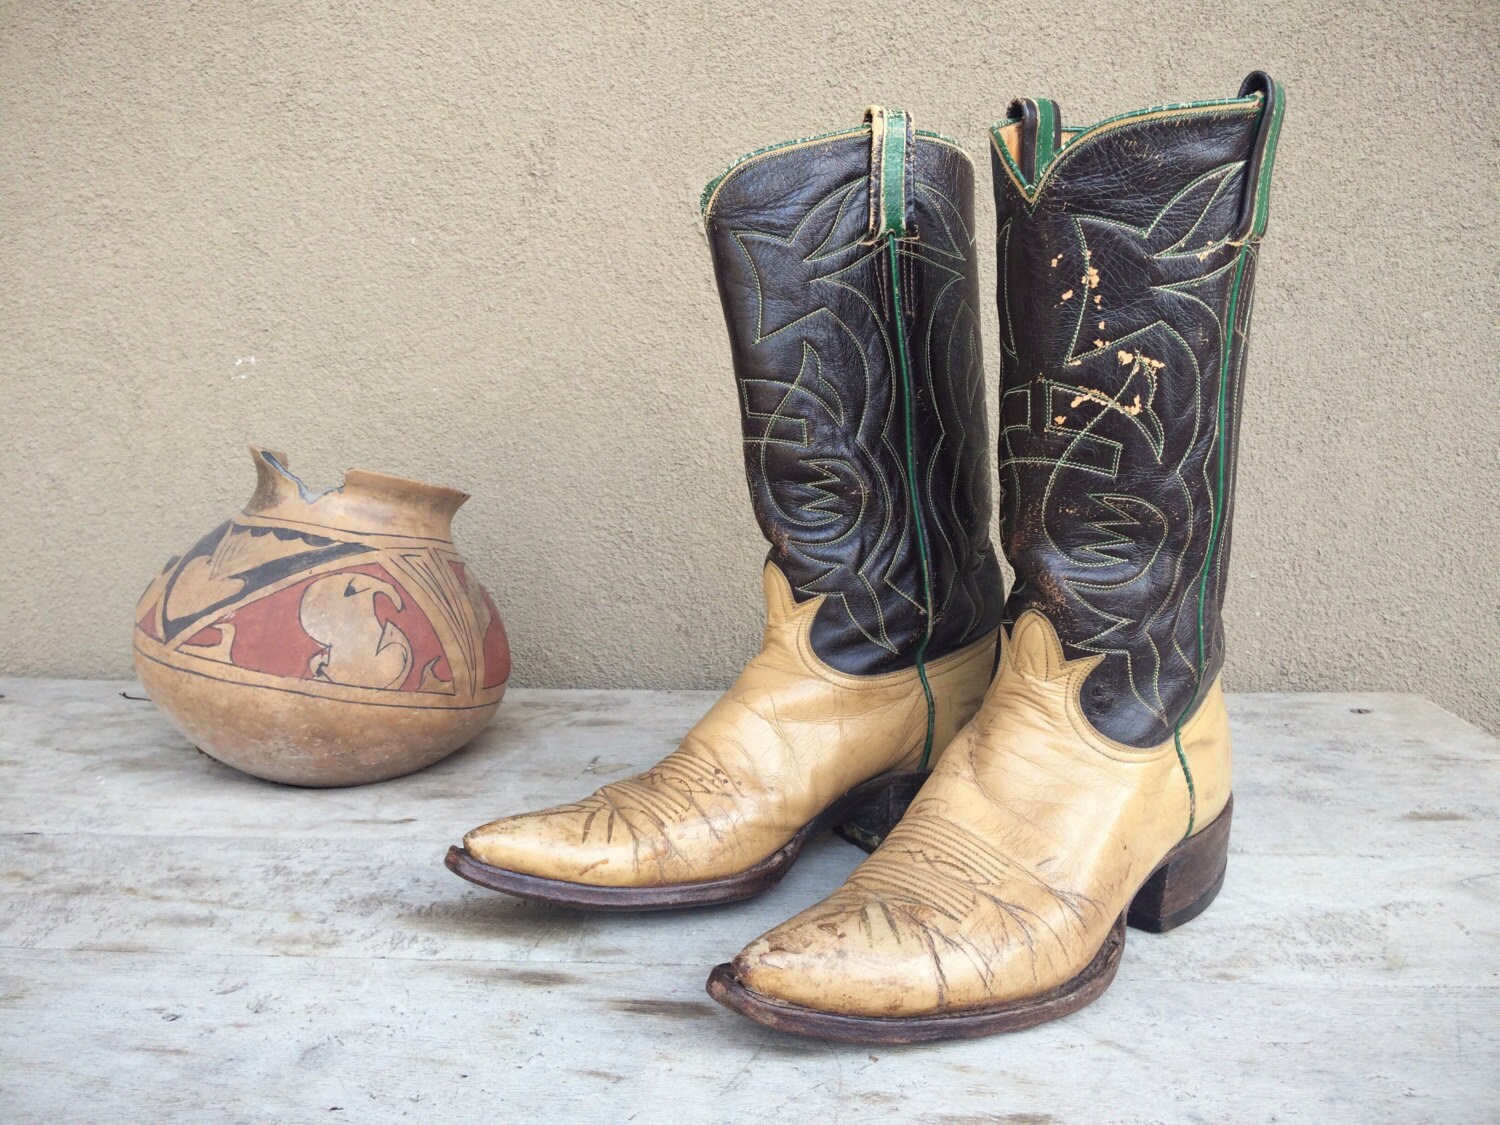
[133, 446, 510, 786]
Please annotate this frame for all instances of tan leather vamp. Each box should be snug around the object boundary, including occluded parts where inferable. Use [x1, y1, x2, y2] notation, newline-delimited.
[730, 609, 1231, 1017]
[462, 564, 998, 886]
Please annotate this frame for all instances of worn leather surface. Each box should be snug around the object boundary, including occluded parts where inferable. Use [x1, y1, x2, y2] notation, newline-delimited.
[704, 127, 1004, 675]
[728, 610, 1231, 1017]
[463, 565, 997, 885]
[992, 89, 1273, 746]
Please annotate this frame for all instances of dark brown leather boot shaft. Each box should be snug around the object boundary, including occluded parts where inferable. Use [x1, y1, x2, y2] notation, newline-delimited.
[702, 113, 1004, 678]
[991, 73, 1285, 747]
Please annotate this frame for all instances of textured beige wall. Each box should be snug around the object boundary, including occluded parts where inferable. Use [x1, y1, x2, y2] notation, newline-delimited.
[3, 2, 1498, 732]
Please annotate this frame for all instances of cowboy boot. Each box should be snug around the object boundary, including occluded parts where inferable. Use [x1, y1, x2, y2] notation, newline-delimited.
[710, 73, 1285, 1037]
[446, 109, 1004, 908]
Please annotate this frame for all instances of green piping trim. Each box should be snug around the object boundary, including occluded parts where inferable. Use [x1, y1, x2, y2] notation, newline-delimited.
[1169, 85, 1282, 839]
[1057, 96, 1252, 132]
[888, 238, 936, 768]
[916, 126, 964, 148]
[989, 93, 1262, 203]
[1171, 728, 1197, 837]
[1172, 244, 1249, 840]
[700, 127, 861, 215]
[701, 125, 964, 217]
[1248, 79, 1286, 238]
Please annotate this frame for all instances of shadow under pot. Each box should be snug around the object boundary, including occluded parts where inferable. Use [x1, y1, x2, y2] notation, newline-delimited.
[132, 445, 510, 786]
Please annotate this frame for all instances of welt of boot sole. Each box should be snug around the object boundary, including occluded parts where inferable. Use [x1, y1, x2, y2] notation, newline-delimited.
[706, 797, 1233, 1041]
[705, 915, 1127, 1045]
[442, 769, 932, 911]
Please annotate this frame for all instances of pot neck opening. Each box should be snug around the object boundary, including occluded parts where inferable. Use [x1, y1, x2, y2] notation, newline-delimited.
[245, 445, 469, 541]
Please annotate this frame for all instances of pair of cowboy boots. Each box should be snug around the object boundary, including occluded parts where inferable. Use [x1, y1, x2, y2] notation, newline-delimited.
[447, 73, 1285, 1044]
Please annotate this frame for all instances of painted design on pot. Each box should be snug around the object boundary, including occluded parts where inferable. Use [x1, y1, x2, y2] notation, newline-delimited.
[133, 446, 510, 787]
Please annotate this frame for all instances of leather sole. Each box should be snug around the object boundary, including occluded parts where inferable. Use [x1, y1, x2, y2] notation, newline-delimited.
[706, 795, 1233, 1043]
[443, 770, 932, 911]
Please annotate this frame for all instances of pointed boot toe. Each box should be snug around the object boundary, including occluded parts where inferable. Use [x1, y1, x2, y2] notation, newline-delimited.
[460, 809, 581, 875]
[725, 902, 926, 1017]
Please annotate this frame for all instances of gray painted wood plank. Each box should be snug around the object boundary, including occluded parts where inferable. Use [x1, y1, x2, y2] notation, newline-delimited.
[2, 950, 1495, 1123]
[1, 680, 1497, 1122]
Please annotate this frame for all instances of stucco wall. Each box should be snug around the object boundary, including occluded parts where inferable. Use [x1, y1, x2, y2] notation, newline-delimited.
[3, 2, 1497, 732]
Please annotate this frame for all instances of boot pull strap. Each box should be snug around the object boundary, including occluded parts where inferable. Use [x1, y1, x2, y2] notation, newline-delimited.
[1006, 97, 1061, 184]
[864, 106, 919, 242]
[1233, 71, 1286, 242]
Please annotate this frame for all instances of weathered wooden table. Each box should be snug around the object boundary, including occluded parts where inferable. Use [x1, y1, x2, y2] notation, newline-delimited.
[1, 681, 1496, 1122]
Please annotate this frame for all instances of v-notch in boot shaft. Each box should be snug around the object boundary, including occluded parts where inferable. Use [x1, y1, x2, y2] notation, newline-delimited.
[448, 110, 1003, 907]
[711, 73, 1285, 1039]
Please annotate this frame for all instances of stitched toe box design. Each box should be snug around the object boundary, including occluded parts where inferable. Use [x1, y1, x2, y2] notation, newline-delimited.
[731, 887, 959, 1018]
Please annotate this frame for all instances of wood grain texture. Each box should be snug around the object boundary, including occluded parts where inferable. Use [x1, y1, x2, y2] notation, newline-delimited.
[1, 680, 1498, 1121]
